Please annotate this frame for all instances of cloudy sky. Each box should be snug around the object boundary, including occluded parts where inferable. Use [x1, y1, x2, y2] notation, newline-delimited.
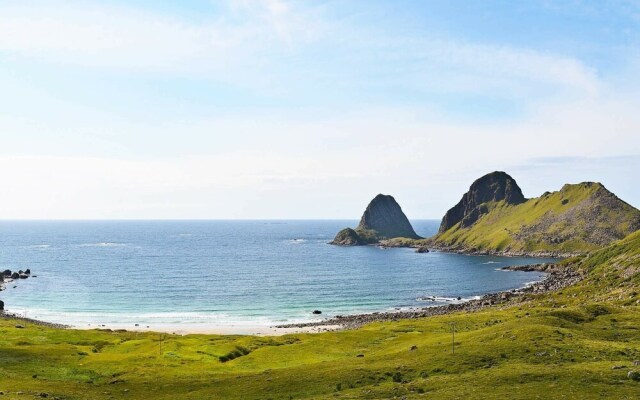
[1, 0, 639, 219]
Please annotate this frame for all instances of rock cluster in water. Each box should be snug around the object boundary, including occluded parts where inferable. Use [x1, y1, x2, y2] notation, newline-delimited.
[1, 269, 31, 282]
[1, 269, 33, 311]
[331, 194, 421, 246]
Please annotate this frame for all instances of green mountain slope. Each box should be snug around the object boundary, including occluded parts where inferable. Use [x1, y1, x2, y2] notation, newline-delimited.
[433, 180, 640, 256]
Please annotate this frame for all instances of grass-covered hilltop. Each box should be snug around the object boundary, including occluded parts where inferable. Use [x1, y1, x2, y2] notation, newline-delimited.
[432, 172, 640, 256]
[337, 171, 640, 257]
[1, 226, 640, 399]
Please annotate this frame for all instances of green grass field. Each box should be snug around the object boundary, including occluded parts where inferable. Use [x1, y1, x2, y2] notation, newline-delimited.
[1, 232, 639, 399]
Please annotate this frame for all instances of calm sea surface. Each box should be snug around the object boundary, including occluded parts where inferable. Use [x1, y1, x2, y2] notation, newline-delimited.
[0, 220, 553, 328]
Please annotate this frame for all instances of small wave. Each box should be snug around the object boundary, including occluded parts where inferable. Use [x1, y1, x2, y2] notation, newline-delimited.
[287, 239, 306, 244]
[29, 244, 50, 249]
[482, 261, 501, 264]
[417, 295, 481, 303]
[79, 242, 127, 248]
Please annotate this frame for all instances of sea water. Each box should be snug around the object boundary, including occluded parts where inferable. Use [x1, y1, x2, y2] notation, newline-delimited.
[0, 220, 553, 329]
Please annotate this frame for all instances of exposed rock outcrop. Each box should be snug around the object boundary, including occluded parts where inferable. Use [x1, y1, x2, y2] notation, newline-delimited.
[330, 194, 421, 246]
[330, 228, 365, 246]
[439, 171, 525, 233]
[357, 194, 421, 240]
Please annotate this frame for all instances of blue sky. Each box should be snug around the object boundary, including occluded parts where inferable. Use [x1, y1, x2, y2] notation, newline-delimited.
[0, 0, 639, 218]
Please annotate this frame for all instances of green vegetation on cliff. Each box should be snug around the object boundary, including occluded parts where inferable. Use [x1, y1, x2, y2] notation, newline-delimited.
[2, 230, 640, 399]
[433, 180, 640, 255]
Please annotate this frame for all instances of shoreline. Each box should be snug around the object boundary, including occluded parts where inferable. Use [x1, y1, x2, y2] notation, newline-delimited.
[426, 245, 582, 259]
[370, 239, 581, 258]
[1, 262, 580, 336]
[276, 262, 583, 330]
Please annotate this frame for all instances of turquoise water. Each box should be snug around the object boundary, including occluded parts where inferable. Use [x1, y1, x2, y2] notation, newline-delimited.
[0, 220, 553, 328]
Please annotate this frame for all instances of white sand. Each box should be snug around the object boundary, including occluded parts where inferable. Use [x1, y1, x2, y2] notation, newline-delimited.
[74, 322, 343, 336]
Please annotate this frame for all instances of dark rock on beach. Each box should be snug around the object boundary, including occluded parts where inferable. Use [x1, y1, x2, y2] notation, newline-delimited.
[439, 171, 525, 233]
[11, 272, 19, 280]
[0, 300, 4, 310]
[2, 270, 11, 277]
[312, 310, 322, 315]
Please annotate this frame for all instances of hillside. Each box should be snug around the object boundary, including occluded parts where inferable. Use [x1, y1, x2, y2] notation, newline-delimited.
[432, 172, 640, 256]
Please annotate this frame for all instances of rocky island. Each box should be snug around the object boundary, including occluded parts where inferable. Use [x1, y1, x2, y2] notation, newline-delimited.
[330, 194, 421, 246]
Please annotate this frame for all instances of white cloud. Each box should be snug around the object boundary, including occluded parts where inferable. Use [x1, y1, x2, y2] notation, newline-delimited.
[0, 1, 599, 99]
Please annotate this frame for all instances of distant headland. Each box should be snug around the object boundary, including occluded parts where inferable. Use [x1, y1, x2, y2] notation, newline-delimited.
[331, 171, 640, 257]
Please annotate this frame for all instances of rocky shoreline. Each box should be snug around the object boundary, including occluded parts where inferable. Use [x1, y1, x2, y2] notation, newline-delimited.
[373, 239, 583, 258]
[276, 262, 583, 330]
[0, 311, 69, 329]
[427, 245, 584, 259]
[0, 262, 584, 335]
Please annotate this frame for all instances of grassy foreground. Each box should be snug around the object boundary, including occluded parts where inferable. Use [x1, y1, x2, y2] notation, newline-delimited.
[1, 234, 640, 399]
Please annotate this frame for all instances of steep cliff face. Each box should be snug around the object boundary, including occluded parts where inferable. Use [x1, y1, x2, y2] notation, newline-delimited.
[432, 174, 640, 256]
[330, 194, 421, 245]
[439, 171, 525, 233]
[356, 194, 421, 240]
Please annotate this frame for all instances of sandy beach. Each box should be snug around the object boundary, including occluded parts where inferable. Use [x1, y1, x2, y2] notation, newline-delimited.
[73, 322, 343, 336]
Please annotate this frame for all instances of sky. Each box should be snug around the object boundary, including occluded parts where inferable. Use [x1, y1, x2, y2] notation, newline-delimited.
[0, 0, 639, 219]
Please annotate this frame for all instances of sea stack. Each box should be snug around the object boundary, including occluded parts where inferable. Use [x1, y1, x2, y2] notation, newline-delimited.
[439, 171, 525, 233]
[331, 194, 421, 245]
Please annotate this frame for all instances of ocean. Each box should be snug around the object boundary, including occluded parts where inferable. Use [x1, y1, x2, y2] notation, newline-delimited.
[0, 220, 553, 331]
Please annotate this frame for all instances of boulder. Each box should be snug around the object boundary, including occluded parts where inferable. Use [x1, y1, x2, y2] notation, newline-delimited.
[19, 274, 28, 279]
[0, 299, 4, 310]
[11, 272, 19, 279]
[312, 310, 322, 315]
[415, 246, 430, 253]
[25, 269, 31, 275]
[628, 370, 640, 381]
[2, 270, 11, 277]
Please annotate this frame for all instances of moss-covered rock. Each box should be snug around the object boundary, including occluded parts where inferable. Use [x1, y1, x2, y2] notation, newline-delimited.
[330, 228, 365, 246]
